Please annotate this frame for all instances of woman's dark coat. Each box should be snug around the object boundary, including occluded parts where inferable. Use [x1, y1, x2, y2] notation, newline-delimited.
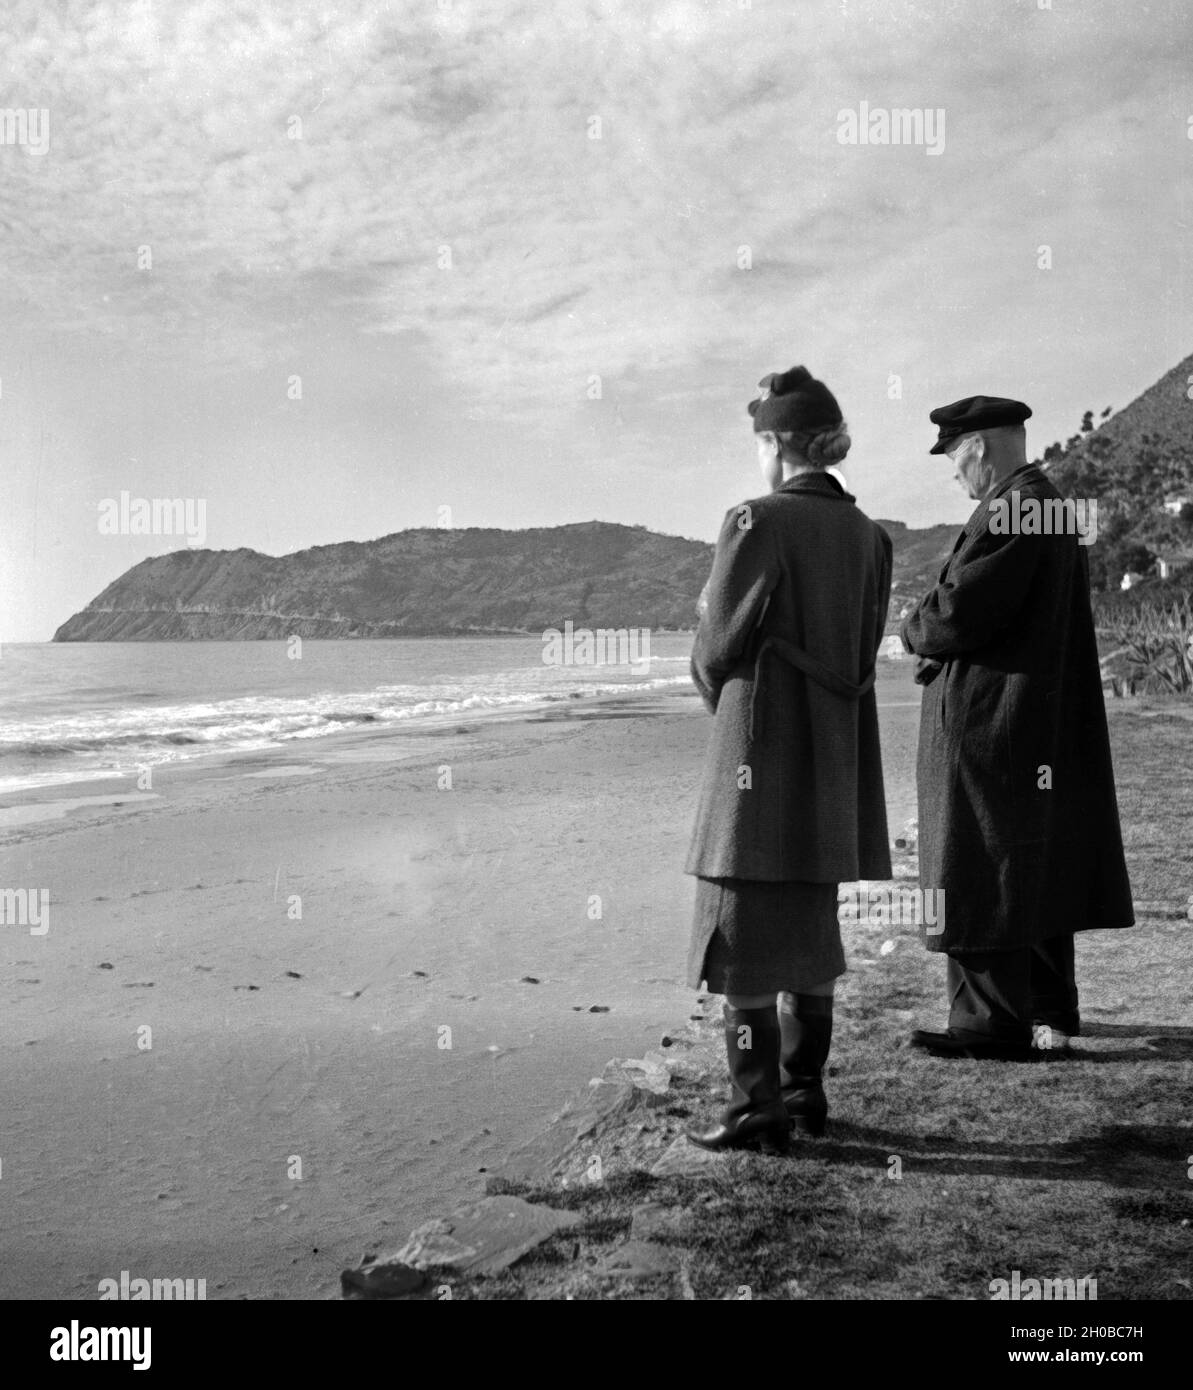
[685, 470, 894, 884]
[900, 463, 1134, 953]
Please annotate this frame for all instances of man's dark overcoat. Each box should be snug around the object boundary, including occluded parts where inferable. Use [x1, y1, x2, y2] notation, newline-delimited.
[901, 463, 1134, 953]
[685, 470, 893, 884]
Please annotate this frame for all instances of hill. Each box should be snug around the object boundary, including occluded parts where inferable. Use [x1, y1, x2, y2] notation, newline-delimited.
[53, 514, 961, 642]
[871, 519, 958, 616]
[1042, 352, 1193, 590]
[53, 522, 717, 640]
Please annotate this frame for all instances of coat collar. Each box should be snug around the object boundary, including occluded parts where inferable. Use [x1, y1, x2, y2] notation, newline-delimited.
[774, 470, 855, 503]
[963, 463, 1044, 538]
[989, 462, 1044, 500]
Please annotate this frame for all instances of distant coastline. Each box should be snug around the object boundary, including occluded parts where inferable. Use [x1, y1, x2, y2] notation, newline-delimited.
[52, 518, 959, 643]
[53, 624, 703, 643]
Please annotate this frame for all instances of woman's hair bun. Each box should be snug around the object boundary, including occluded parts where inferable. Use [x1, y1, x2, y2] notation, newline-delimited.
[807, 424, 851, 466]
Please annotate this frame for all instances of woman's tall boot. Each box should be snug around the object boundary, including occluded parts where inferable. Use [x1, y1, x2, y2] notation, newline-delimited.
[687, 1004, 790, 1155]
[778, 992, 833, 1137]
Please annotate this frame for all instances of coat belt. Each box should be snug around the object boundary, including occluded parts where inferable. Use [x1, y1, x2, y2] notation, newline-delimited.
[748, 634, 876, 742]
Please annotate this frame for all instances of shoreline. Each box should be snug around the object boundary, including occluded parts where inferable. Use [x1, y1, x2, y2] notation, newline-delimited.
[0, 684, 699, 812]
[45, 629, 706, 643]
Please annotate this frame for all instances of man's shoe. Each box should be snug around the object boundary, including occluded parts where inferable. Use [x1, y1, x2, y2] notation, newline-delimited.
[1031, 1023, 1074, 1055]
[910, 1028, 1037, 1061]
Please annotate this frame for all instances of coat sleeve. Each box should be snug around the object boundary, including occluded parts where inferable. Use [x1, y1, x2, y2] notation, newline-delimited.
[900, 516, 1043, 660]
[690, 502, 779, 712]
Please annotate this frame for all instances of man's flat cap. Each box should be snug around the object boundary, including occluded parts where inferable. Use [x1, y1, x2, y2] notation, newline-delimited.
[748, 365, 842, 434]
[928, 395, 1032, 454]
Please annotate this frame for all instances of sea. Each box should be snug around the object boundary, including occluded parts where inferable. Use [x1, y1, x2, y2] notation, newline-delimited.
[0, 634, 700, 793]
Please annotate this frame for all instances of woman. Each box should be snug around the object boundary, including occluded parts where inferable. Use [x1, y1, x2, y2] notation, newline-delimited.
[685, 365, 893, 1155]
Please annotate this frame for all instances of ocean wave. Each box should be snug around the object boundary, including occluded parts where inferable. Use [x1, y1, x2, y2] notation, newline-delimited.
[0, 731, 203, 757]
[0, 673, 692, 783]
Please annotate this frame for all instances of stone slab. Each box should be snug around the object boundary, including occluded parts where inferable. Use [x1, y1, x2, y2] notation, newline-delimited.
[388, 1195, 580, 1277]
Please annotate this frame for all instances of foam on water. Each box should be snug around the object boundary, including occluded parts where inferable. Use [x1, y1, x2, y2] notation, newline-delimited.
[0, 641, 693, 791]
[0, 634, 906, 793]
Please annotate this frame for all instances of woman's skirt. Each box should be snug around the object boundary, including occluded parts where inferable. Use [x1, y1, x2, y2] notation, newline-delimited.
[687, 876, 846, 995]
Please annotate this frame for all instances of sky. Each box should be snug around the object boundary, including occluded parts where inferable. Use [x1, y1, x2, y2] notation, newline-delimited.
[1, 0, 1191, 640]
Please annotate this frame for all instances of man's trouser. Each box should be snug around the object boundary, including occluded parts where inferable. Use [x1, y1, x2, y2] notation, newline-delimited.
[946, 934, 1079, 1040]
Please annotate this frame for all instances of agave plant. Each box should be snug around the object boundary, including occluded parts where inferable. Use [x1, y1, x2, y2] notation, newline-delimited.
[1099, 594, 1193, 696]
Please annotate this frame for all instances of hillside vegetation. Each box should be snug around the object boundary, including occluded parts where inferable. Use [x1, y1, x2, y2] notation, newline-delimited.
[1043, 353, 1193, 592]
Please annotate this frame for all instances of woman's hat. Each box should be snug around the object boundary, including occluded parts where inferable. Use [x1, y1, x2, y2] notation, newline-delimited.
[748, 365, 842, 434]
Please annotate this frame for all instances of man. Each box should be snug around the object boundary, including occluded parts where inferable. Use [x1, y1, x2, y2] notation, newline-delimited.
[901, 395, 1134, 1060]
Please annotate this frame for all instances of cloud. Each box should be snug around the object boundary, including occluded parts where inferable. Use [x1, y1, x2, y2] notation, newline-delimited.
[1, 0, 1190, 452]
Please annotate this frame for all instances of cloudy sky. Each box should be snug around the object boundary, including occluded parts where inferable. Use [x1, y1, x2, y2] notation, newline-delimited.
[1, 0, 1190, 639]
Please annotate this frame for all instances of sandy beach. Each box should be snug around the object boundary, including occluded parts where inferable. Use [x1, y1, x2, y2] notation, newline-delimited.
[0, 664, 921, 1300]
